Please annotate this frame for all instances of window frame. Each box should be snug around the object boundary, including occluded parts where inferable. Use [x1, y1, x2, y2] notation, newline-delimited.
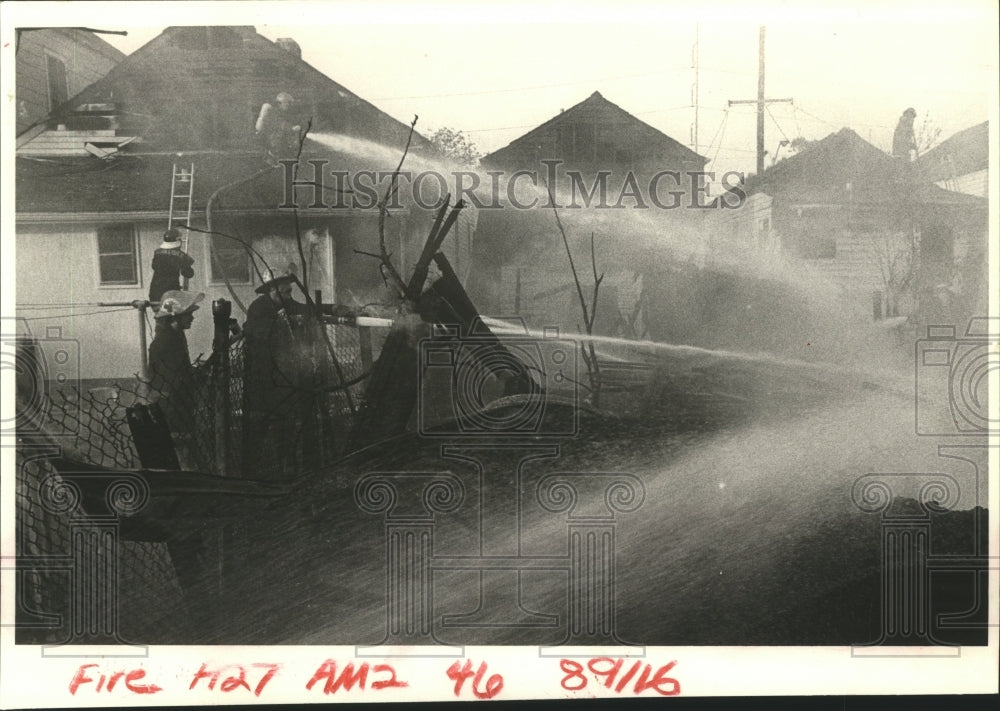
[206, 233, 252, 285]
[43, 49, 69, 112]
[95, 223, 141, 288]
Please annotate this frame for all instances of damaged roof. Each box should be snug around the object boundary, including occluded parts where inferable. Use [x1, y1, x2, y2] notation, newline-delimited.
[17, 26, 430, 165]
[15, 147, 410, 216]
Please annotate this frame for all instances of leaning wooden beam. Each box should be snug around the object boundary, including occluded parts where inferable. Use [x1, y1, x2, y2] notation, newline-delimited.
[405, 199, 465, 301]
[348, 202, 466, 451]
[429, 252, 532, 397]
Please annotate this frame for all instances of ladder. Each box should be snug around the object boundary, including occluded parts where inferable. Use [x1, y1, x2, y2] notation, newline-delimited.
[168, 162, 195, 289]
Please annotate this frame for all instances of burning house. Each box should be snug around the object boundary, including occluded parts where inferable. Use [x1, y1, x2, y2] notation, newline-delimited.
[15, 25, 443, 387]
[14, 27, 125, 135]
[466, 91, 709, 340]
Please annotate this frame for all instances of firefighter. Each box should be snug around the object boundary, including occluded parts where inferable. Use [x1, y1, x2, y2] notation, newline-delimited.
[242, 267, 362, 475]
[241, 269, 314, 476]
[892, 107, 918, 161]
[148, 290, 205, 468]
[255, 92, 302, 160]
[149, 228, 196, 304]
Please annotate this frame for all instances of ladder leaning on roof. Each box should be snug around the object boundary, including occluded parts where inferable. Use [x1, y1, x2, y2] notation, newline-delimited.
[168, 162, 195, 290]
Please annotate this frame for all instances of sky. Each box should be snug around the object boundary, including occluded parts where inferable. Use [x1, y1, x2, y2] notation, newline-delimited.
[6, 0, 999, 177]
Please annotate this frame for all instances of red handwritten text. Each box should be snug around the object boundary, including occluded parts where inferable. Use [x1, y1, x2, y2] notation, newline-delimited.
[68, 664, 162, 695]
[446, 659, 503, 699]
[559, 658, 680, 696]
[306, 660, 407, 694]
[189, 662, 280, 696]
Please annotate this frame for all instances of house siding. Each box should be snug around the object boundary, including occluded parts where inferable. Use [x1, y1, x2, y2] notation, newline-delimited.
[15, 219, 214, 382]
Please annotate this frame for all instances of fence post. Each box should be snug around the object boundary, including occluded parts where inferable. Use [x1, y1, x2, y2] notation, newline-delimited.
[211, 299, 232, 477]
[134, 301, 152, 403]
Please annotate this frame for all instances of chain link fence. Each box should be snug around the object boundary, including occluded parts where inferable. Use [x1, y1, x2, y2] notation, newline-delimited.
[32, 321, 378, 477]
[13, 320, 382, 644]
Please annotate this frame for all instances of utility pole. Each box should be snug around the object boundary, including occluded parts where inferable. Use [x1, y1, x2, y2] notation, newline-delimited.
[691, 22, 700, 154]
[728, 26, 793, 175]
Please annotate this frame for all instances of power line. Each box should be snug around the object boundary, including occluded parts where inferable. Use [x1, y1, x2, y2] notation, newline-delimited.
[372, 67, 692, 101]
[793, 104, 837, 127]
[18, 303, 131, 309]
[766, 104, 790, 143]
[18, 307, 136, 322]
[461, 104, 732, 135]
[707, 110, 731, 167]
[700, 109, 729, 164]
[463, 122, 544, 134]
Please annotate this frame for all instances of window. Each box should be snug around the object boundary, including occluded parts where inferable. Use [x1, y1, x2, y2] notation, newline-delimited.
[209, 236, 250, 283]
[97, 224, 139, 285]
[45, 53, 68, 111]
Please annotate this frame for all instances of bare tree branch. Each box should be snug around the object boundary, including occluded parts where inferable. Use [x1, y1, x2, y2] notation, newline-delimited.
[377, 115, 418, 297]
[547, 185, 603, 406]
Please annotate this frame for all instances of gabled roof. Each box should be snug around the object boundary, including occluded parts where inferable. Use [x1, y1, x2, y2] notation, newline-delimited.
[748, 128, 897, 194]
[483, 91, 706, 169]
[19, 26, 430, 155]
[915, 121, 988, 183]
[746, 127, 985, 209]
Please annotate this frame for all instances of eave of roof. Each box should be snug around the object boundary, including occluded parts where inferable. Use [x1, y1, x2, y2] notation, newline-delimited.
[484, 91, 707, 166]
[14, 144, 410, 215]
[915, 121, 989, 181]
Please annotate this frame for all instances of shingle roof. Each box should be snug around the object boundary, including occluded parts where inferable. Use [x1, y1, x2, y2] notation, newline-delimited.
[19, 26, 430, 156]
[915, 121, 988, 183]
[745, 127, 986, 209]
[483, 91, 706, 168]
[16, 26, 436, 216]
[16, 147, 407, 215]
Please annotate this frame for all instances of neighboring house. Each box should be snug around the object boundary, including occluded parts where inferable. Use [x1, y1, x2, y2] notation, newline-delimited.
[916, 121, 988, 198]
[14, 28, 125, 135]
[483, 91, 706, 179]
[705, 192, 778, 264]
[708, 127, 988, 322]
[15, 26, 439, 385]
[468, 91, 708, 337]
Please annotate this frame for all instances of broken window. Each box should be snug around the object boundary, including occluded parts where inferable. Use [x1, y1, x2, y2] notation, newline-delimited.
[209, 235, 251, 284]
[45, 52, 68, 111]
[96, 224, 139, 285]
